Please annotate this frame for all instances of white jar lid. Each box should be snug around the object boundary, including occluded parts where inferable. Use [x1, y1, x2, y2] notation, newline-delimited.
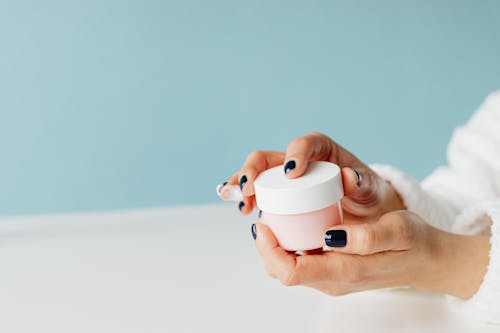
[254, 161, 344, 215]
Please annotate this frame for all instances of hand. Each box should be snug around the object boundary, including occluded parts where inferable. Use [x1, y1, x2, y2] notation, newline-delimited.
[223, 131, 405, 220]
[253, 210, 490, 299]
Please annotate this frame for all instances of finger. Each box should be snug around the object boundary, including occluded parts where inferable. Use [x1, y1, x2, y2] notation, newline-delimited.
[283, 132, 333, 179]
[255, 223, 330, 286]
[216, 172, 239, 197]
[340, 166, 385, 218]
[341, 166, 377, 199]
[254, 223, 296, 282]
[236, 196, 256, 215]
[221, 171, 258, 215]
[219, 184, 243, 201]
[324, 213, 414, 255]
[305, 251, 409, 295]
[228, 172, 240, 186]
[341, 167, 361, 197]
[216, 172, 240, 194]
[238, 151, 285, 196]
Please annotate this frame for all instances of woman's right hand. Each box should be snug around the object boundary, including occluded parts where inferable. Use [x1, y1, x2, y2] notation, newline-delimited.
[222, 132, 405, 223]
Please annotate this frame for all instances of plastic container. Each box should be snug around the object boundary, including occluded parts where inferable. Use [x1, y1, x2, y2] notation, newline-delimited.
[254, 161, 344, 251]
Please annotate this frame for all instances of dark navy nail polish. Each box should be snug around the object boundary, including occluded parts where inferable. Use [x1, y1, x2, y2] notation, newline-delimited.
[238, 201, 245, 211]
[284, 160, 296, 174]
[239, 175, 247, 191]
[325, 230, 347, 247]
[251, 224, 257, 240]
[258, 210, 262, 218]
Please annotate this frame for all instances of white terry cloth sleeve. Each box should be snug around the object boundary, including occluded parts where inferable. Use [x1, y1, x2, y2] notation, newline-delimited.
[369, 91, 500, 324]
[369, 163, 459, 232]
[371, 163, 500, 324]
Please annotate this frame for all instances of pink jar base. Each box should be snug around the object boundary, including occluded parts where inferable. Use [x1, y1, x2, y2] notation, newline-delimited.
[261, 202, 343, 251]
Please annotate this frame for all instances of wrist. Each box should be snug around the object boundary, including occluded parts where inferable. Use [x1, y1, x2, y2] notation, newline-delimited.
[414, 229, 490, 298]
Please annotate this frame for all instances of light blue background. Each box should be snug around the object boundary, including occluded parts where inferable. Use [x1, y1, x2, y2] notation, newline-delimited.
[0, 1, 499, 216]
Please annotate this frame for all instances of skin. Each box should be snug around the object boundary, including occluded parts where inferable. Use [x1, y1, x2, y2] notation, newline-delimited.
[254, 212, 490, 299]
[227, 131, 405, 219]
[223, 131, 490, 299]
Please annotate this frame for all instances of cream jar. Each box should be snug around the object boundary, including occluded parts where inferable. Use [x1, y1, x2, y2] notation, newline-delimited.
[254, 161, 344, 251]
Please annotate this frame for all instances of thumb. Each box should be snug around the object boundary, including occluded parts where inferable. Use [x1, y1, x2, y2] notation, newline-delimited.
[323, 213, 415, 255]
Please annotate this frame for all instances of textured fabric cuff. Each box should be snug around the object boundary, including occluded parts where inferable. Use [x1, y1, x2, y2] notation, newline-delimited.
[369, 164, 454, 231]
[447, 200, 500, 324]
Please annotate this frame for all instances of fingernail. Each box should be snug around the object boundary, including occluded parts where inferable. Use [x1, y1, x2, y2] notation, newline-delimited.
[239, 175, 247, 191]
[325, 230, 347, 247]
[284, 160, 296, 174]
[251, 223, 257, 240]
[258, 210, 262, 218]
[238, 201, 245, 211]
[352, 168, 362, 187]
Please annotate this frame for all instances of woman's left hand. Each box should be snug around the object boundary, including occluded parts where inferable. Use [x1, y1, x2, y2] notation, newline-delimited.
[253, 211, 490, 299]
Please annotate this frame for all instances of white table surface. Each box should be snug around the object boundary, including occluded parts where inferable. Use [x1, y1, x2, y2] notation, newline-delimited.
[0, 204, 497, 333]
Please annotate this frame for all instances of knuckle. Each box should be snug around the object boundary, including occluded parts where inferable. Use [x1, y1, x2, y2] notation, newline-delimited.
[288, 136, 312, 151]
[279, 263, 300, 287]
[308, 131, 327, 140]
[265, 266, 277, 280]
[359, 225, 376, 254]
[383, 212, 417, 248]
[309, 131, 334, 144]
[247, 150, 266, 163]
[327, 288, 348, 297]
[395, 217, 415, 247]
[280, 270, 298, 287]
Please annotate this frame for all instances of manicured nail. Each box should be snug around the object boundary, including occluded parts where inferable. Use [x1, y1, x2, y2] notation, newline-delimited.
[258, 210, 262, 218]
[239, 175, 247, 191]
[325, 230, 347, 247]
[284, 160, 296, 174]
[238, 201, 245, 211]
[352, 168, 362, 187]
[216, 181, 230, 195]
[251, 224, 257, 240]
